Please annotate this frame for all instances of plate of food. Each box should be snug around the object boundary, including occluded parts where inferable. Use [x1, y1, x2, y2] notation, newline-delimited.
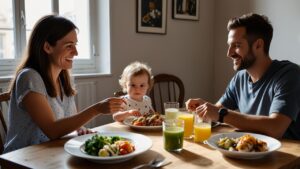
[123, 113, 164, 130]
[205, 132, 281, 159]
[64, 131, 152, 163]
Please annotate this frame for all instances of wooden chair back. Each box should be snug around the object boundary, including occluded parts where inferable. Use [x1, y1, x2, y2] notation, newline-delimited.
[0, 91, 10, 154]
[149, 74, 185, 114]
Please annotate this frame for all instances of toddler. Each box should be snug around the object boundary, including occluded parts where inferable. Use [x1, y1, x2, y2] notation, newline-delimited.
[113, 61, 155, 122]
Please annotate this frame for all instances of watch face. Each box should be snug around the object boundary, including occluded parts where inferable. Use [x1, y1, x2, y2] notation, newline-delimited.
[220, 108, 228, 115]
[218, 108, 228, 123]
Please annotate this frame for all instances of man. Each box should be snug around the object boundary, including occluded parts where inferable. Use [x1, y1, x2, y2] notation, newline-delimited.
[186, 13, 300, 139]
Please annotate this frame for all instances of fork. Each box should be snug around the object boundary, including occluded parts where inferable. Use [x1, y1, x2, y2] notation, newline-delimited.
[132, 158, 171, 169]
[132, 158, 160, 169]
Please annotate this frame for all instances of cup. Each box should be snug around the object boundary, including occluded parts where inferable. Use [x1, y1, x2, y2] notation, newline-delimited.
[193, 113, 211, 143]
[177, 111, 194, 139]
[164, 102, 179, 120]
[163, 119, 184, 152]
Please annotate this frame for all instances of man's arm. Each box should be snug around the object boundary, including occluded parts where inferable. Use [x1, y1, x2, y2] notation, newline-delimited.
[223, 109, 292, 138]
[197, 101, 292, 138]
[191, 98, 292, 138]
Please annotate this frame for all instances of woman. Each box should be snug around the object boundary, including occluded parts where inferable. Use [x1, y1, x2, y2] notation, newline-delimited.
[3, 14, 124, 153]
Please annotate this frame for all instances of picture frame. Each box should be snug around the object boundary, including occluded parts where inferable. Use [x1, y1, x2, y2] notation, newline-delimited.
[136, 0, 167, 34]
[172, 0, 199, 20]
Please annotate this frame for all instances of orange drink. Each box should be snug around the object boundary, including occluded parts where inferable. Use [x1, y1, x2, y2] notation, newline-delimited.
[193, 114, 211, 143]
[194, 123, 211, 142]
[177, 112, 194, 139]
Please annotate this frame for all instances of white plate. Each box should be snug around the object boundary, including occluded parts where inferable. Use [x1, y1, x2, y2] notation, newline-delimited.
[64, 131, 152, 163]
[124, 117, 218, 130]
[206, 132, 281, 159]
[211, 121, 220, 128]
[123, 116, 162, 131]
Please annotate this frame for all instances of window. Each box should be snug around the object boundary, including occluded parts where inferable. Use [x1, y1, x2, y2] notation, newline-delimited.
[0, 0, 110, 76]
[0, 0, 14, 60]
[0, 34, 5, 58]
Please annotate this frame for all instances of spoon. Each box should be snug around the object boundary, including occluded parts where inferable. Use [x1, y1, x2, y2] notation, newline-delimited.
[132, 158, 171, 169]
[152, 159, 172, 168]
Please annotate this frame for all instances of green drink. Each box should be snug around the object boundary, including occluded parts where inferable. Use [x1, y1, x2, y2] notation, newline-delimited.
[163, 119, 184, 152]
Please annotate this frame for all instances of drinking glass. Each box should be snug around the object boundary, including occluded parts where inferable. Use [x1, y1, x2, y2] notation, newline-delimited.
[177, 111, 194, 139]
[193, 113, 211, 143]
[163, 119, 184, 152]
[164, 102, 179, 120]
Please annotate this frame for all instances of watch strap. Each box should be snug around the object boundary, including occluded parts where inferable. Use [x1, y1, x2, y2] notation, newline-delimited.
[218, 108, 228, 123]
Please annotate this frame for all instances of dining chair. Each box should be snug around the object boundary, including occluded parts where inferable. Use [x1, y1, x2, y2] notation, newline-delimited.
[0, 91, 10, 154]
[149, 74, 185, 114]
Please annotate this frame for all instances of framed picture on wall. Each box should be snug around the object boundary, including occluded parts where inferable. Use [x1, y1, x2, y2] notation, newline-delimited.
[136, 0, 167, 34]
[172, 0, 199, 20]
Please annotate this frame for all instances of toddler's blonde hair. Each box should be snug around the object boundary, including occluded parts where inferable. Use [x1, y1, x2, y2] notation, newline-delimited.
[119, 61, 154, 93]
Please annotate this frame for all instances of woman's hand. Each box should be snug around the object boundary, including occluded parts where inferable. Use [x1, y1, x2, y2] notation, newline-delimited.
[76, 127, 96, 136]
[94, 97, 126, 114]
[185, 98, 206, 111]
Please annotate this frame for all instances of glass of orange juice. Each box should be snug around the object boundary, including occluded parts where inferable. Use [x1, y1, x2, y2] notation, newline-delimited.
[177, 112, 194, 139]
[193, 113, 211, 143]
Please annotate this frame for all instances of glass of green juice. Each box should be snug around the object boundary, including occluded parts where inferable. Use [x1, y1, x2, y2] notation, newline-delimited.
[163, 119, 184, 152]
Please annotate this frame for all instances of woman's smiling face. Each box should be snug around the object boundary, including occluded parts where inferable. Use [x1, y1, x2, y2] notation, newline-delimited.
[46, 29, 78, 71]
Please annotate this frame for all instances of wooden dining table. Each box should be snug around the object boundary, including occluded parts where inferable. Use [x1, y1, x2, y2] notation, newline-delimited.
[0, 122, 300, 169]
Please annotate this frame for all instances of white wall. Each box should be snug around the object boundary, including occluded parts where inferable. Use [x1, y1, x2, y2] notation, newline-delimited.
[80, 0, 216, 126]
[2, 0, 300, 126]
[42, 0, 300, 125]
[109, 0, 215, 101]
[213, 0, 300, 101]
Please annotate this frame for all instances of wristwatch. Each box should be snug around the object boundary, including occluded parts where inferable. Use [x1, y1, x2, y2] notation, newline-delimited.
[218, 108, 228, 123]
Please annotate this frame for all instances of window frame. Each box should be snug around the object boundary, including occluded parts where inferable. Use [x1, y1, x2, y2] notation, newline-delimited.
[0, 0, 110, 76]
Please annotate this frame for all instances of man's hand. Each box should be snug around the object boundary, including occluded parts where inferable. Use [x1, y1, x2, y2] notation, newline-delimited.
[196, 102, 220, 122]
[185, 98, 206, 111]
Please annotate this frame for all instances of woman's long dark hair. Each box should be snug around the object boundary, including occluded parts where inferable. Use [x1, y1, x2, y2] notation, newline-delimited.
[9, 14, 77, 97]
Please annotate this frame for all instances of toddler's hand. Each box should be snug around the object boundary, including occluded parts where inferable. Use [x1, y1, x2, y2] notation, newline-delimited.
[128, 109, 141, 116]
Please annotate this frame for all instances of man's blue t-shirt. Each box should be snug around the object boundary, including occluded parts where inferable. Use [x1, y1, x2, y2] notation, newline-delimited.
[218, 60, 300, 139]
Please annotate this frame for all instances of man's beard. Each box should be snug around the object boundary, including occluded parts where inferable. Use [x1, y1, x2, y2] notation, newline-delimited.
[234, 50, 256, 71]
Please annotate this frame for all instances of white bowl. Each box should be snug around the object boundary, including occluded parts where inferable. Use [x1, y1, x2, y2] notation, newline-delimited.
[206, 132, 281, 159]
[64, 131, 152, 163]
